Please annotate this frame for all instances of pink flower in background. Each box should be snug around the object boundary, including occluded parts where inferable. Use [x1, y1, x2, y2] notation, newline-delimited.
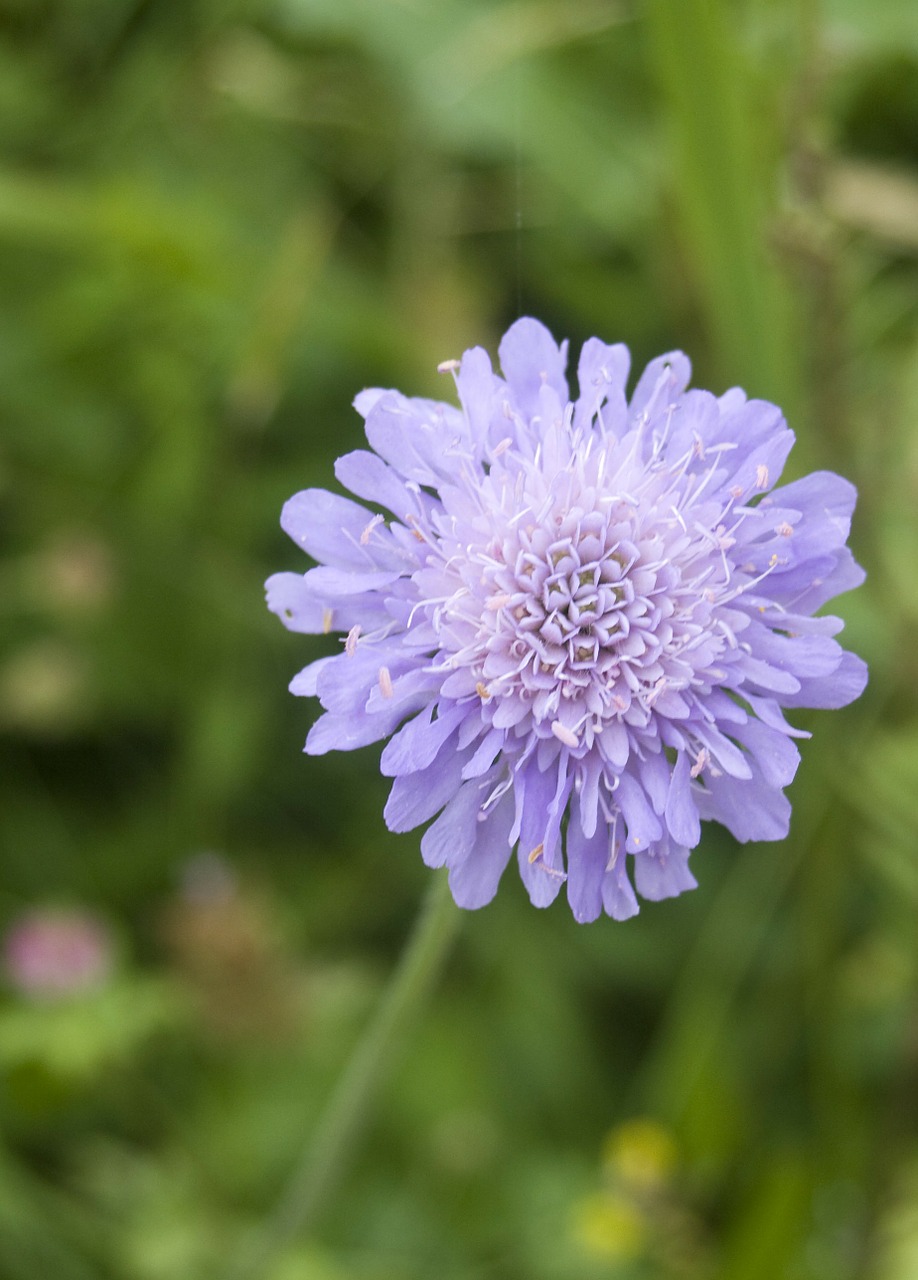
[4, 908, 114, 1000]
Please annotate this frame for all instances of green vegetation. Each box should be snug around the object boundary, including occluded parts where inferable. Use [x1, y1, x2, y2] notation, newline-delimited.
[1, 1, 916, 1276]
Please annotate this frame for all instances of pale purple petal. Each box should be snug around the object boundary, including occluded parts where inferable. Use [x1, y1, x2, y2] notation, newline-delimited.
[498, 318, 569, 421]
[379, 704, 465, 777]
[281, 489, 378, 568]
[777, 650, 869, 710]
[573, 338, 630, 433]
[601, 854, 640, 921]
[447, 793, 515, 910]
[265, 571, 328, 634]
[334, 449, 420, 520]
[566, 822, 608, 923]
[628, 351, 691, 422]
[633, 841, 697, 901]
[383, 747, 470, 833]
[664, 751, 701, 848]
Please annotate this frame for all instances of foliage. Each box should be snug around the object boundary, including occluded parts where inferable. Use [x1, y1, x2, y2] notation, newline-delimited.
[0, 0, 916, 1276]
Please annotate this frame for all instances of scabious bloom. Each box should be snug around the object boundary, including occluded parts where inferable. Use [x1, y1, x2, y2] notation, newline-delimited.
[267, 319, 866, 921]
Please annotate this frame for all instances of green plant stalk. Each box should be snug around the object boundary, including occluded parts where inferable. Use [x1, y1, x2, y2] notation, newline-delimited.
[644, 0, 796, 407]
[225, 871, 460, 1280]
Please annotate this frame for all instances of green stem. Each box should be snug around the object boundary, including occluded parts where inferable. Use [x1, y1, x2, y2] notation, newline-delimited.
[225, 871, 460, 1280]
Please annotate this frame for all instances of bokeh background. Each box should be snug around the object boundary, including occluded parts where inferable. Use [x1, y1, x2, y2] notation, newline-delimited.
[1, 0, 916, 1276]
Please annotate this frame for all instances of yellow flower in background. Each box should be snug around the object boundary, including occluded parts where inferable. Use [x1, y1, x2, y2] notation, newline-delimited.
[573, 1189, 647, 1262]
[603, 1117, 679, 1194]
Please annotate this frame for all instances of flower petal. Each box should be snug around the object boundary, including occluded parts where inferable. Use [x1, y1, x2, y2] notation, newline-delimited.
[498, 318, 569, 422]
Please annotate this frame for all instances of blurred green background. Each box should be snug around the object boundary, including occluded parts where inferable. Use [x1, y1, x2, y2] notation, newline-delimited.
[0, 0, 916, 1277]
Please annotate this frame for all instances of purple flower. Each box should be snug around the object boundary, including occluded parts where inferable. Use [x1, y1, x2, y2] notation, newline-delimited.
[267, 319, 866, 921]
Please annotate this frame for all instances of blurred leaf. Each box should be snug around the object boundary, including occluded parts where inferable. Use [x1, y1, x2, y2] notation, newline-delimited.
[644, 0, 796, 399]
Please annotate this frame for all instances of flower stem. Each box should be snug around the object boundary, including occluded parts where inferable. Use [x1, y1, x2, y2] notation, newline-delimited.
[225, 871, 459, 1280]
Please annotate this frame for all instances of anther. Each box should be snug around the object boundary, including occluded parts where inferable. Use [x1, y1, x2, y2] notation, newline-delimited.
[475, 682, 491, 700]
[360, 514, 384, 544]
[527, 843, 544, 864]
[755, 464, 769, 490]
[322, 608, 334, 634]
[492, 437, 513, 457]
[378, 666, 394, 698]
[690, 747, 709, 778]
[551, 720, 579, 749]
[345, 624, 361, 656]
[437, 359, 460, 374]
[775, 521, 793, 538]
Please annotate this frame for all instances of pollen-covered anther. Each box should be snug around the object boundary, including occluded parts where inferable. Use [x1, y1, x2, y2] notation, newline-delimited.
[690, 747, 709, 778]
[776, 521, 794, 538]
[475, 681, 491, 700]
[345, 624, 361, 656]
[378, 666, 394, 698]
[360, 514, 384, 545]
[527, 842, 545, 864]
[492, 437, 513, 457]
[755, 464, 770, 489]
[551, 720, 580, 749]
[322, 608, 334, 634]
[437, 359, 460, 374]
[404, 514, 426, 543]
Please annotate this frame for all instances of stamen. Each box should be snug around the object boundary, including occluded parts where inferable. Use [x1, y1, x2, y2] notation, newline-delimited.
[405, 514, 426, 543]
[551, 720, 579, 749]
[437, 359, 460, 374]
[378, 666, 394, 698]
[755, 464, 769, 489]
[345, 624, 361, 656]
[360, 514, 384, 545]
[527, 843, 544, 864]
[322, 608, 334, 634]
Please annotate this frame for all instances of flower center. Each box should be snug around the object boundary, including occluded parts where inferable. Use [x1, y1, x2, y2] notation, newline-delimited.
[425, 422, 746, 752]
[472, 498, 674, 729]
[488, 515, 633, 669]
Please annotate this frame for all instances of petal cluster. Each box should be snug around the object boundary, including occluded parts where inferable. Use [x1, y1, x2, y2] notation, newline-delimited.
[267, 319, 867, 921]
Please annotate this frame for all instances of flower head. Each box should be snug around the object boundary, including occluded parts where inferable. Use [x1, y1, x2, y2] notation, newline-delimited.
[267, 319, 866, 921]
[4, 907, 114, 1000]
